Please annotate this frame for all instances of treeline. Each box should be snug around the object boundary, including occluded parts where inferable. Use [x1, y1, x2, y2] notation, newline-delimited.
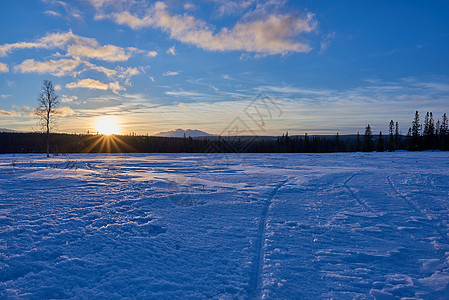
[0, 111, 447, 154]
[357, 111, 448, 152]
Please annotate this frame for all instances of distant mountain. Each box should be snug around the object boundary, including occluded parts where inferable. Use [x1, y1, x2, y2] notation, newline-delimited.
[154, 128, 214, 138]
[0, 128, 16, 133]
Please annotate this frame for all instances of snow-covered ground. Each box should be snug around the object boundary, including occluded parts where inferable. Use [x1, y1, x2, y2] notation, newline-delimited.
[1, 152, 449, 298]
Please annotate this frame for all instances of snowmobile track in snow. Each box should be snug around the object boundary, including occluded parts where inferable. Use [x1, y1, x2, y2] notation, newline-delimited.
[387, 175, 449, 243]
[343, 174, 377, 215]
[248, 178, 288, 299]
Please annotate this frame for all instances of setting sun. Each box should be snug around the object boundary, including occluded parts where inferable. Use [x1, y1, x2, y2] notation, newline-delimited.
[95, 117, 120, 135]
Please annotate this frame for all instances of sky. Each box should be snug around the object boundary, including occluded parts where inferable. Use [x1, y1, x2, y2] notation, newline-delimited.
[0, 0, 449, 136]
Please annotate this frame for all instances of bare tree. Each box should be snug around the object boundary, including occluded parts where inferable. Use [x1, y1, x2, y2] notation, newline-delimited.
[36, 80, 59, 157]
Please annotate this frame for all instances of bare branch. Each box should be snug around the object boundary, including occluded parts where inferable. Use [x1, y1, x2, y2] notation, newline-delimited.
[36, 79, 59, 157]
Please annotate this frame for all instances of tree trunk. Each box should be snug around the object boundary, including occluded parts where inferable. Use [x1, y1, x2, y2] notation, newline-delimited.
[46, 111, 50, 157]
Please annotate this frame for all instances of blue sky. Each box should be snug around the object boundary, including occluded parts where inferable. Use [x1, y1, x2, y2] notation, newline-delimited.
[0, 0, 448, 135]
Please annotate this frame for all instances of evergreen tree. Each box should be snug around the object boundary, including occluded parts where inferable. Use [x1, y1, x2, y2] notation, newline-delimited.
[435, 119, 440, 150]
[304, 133, 310, 152]
[395, 121, 400, 150]
[411, 111, 421, 150]
[377, 131, 385, 152]
[423, 112, 435, 149]
[334, 132, 341, 152]
[388, 120, 395, 151]
[429, 112, 435, 149]
[441, 113, 448, 136]
[441, 113, 448, 150]
[423, 112, 430, 136]
[363, 125, 374, 152]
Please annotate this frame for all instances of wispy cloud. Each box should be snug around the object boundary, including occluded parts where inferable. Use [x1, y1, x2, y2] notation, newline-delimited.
[0, 109, 14, 117]
[14, 58, 81, 77]
[257, 85, 332, 96]
[184, 3, 196, 11]
[101, 1, 317, 55]
[165, 91, 207, 97]
[118, 67, 139, 79]
[82, 60, 117, 77]
[0, 31, 155, 62]
[147, 50, 158, 57]
[66, 78, 108, 90]
[57, 106, 76, 116]
[0, 62, 8, 72]
[42, 0, 83, 21]
[319, 32, 336, 53]
[44, 10, 62, 17]
[61, 95, 78, 103]
[108, 81, 126, 94]
[66, 78, 125, 94]
[162, 71, 179, 76]
[212, 0, 256, 16]
[66, 44, 131, 62]
[167, 46, 176, 55]
[177, 102, 189, 109]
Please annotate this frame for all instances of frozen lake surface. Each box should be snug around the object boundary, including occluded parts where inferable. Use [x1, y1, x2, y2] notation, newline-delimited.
[1, 152, 449, 298]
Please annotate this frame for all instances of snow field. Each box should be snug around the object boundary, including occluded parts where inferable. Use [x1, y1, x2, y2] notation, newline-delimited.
[1, 152, 449, 298]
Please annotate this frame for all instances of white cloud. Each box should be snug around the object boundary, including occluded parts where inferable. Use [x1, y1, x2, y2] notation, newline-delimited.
[61, 95, 78, 103]
[65, 78, 125, 94]
[0, 62, 8, 72]
[0, 109, 14, 116]
[165, 91, 207, 97]
[184, 3, 196, 11]
[118, 67, 139, 78]
[43, 0, 83, 21]
[1, 94, 11, 98]
[87, 0, 116, 9]
[44, 10, 62, 17]
[163, 71, 179, 76]
[167, 46, 176, 55]
[257, 85, 332, 96]
[106, 11, 152, 29]
[0, 31, 81, 57]
[57, 106, 75, 116]
[0, 31, 148, 62]
[12, 105, 35, 117]
[82, 60, 117, 77]
[147, 50, 158, 57]
[107, 1, 316, 55]
[67, 44, 131, 62]
[319, 32, 335, 53]
[177, 102, 189, 109]
[66, 78, 109, 90]
[14, 58, 81, 77]
[213, 0, 256, 16]
[117, 67, 140, 85]
[108, 81, 126, 94]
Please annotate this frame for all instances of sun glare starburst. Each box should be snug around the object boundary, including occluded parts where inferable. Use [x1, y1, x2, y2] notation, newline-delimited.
[95, 117, 120, 135]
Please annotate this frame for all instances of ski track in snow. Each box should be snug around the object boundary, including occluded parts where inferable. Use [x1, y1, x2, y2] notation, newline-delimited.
[249, 178, 288, 299]
[1, 152, 449, 298]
